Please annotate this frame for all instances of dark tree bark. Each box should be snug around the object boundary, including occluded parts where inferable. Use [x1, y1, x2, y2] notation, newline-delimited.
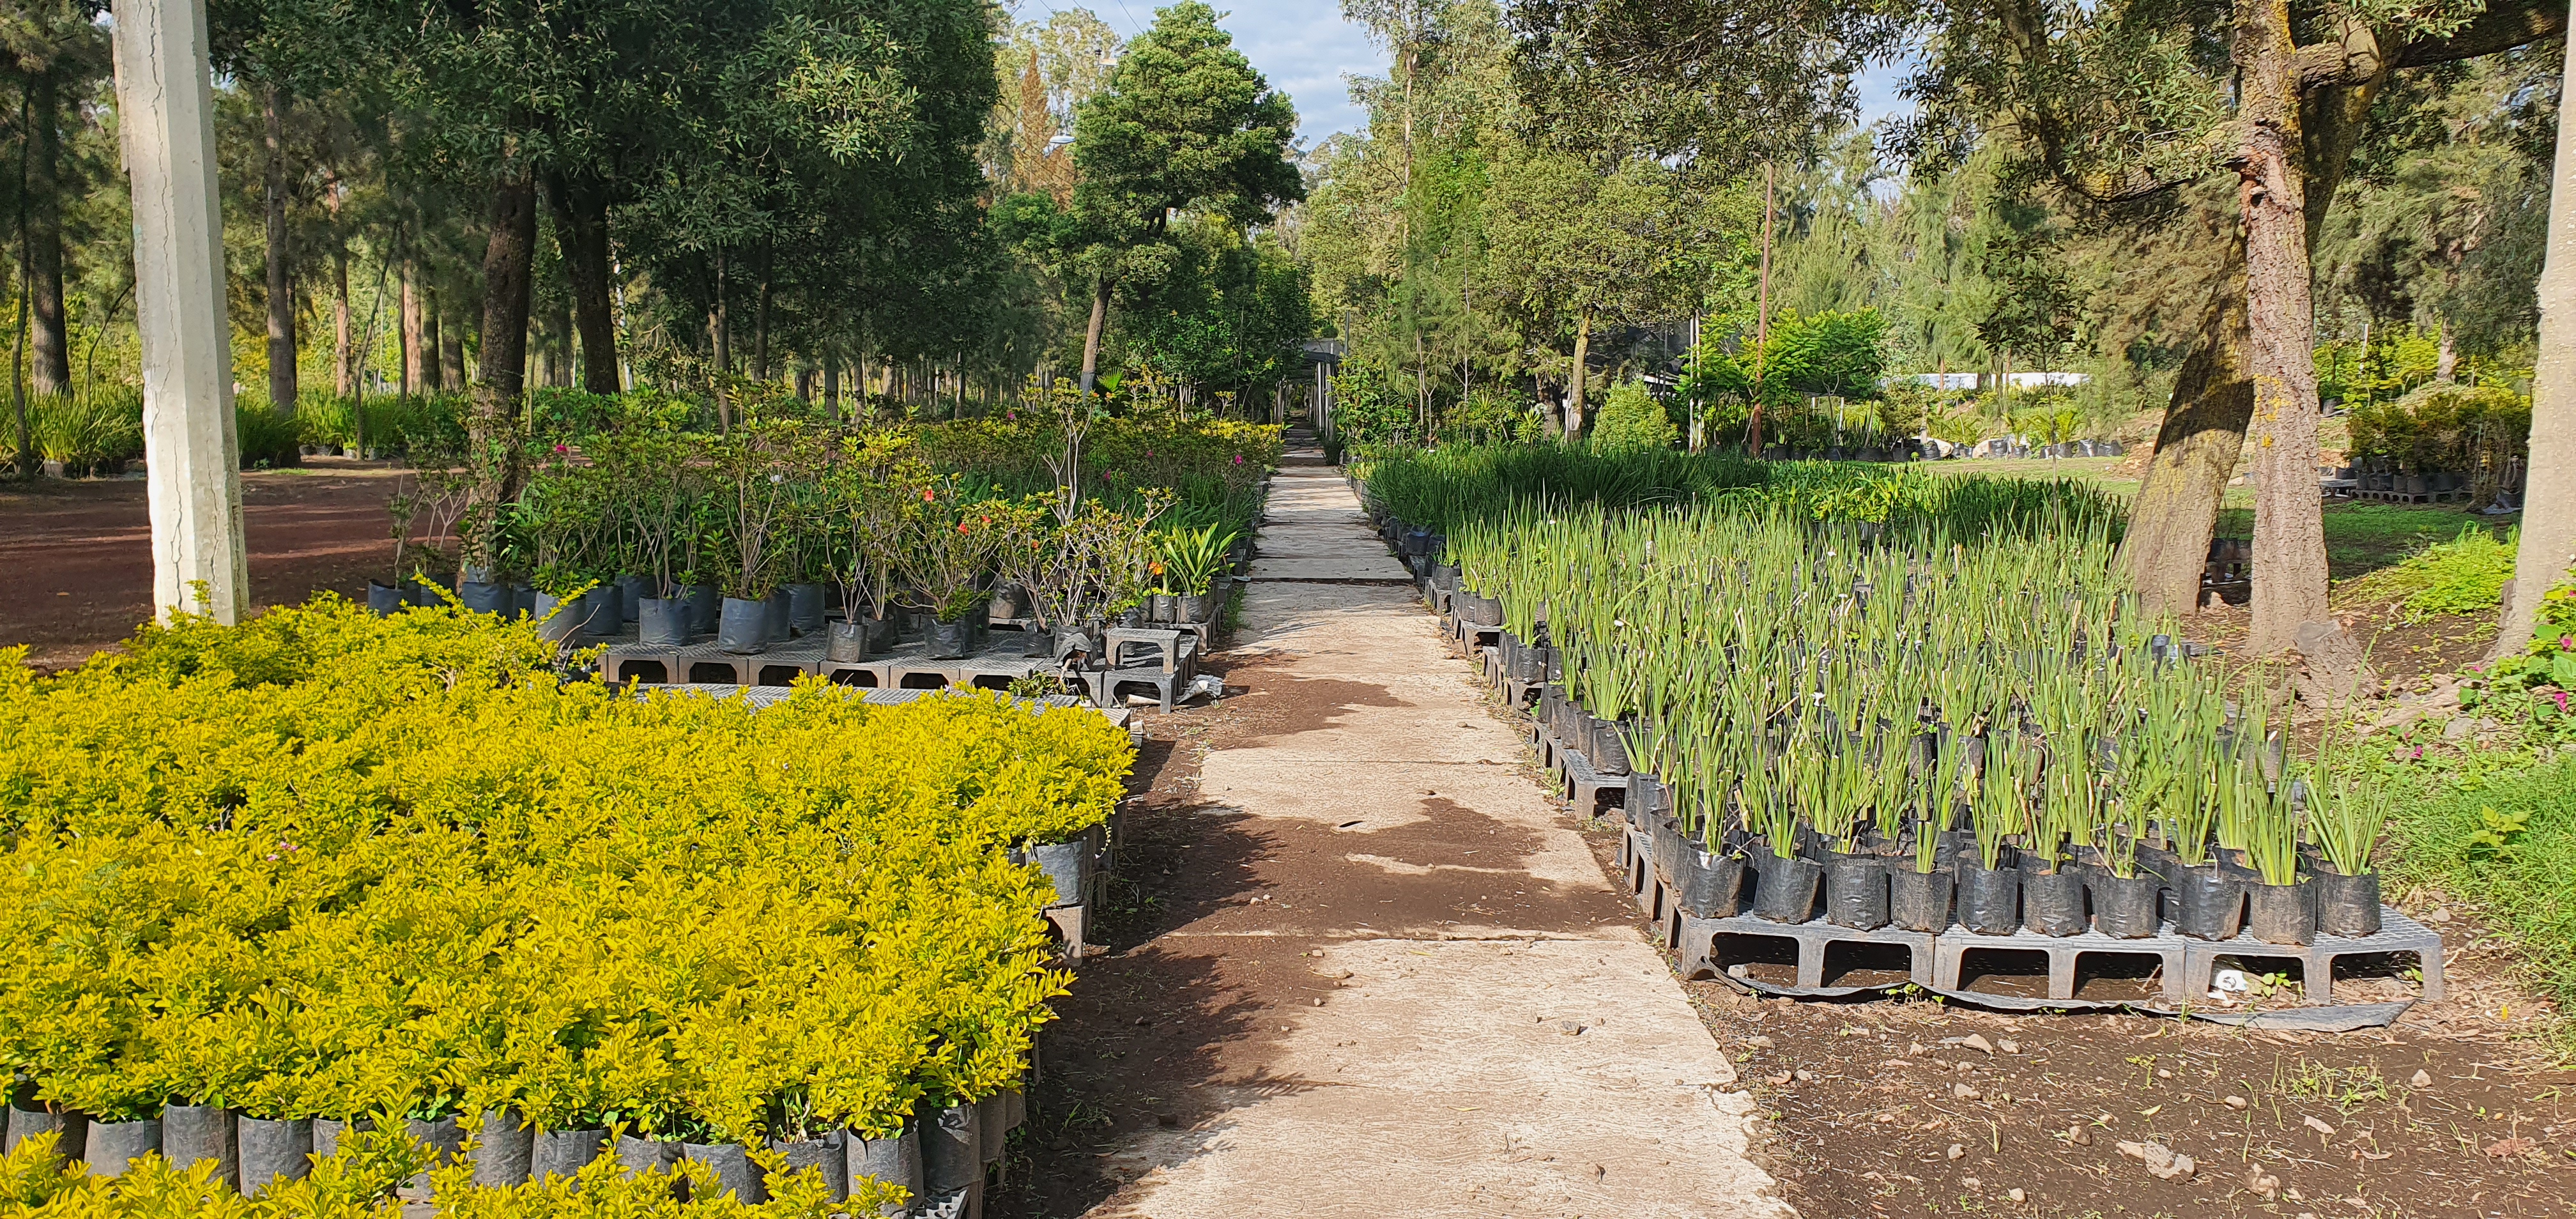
[263, 86, 296, 414]
[27, 73, 68, 398]
[755, 243, 772, 383]
[822, 337, 839, 419]
[401, 249, 425, 394]
[465, 169, 539, 567]
[544, 172, 622, 394]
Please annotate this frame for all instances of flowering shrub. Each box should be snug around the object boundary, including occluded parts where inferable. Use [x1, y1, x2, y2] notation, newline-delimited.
[2462, 575, 2576, 737]
[0, 598, 1129, 1148]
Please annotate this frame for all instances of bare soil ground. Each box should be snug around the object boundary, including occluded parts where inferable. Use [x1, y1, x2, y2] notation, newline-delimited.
[0, 461, 406, 668]
[1563, 828, 2576, 1219]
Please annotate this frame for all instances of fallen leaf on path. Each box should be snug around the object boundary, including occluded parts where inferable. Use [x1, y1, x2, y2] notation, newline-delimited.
[2485, 1137, 2536, 1159]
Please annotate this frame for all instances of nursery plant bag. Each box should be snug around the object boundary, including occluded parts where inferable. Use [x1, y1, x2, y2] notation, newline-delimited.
[532, 1128, 606, 1183]
[162, 1103, 236, 1186]
[769, 1132, 847, 1202]
[2172, 864, 2245, 940]
[1889, 866, 1954, 933]
[2246, 878, 2317, 946]
[847, 1124, 923, 1216]
[788, 583, 828, 634]
[1824, 853, 1891, 930]
[919, 1102, 981, 1195]
[1749, 851, 1824, 923]
[638, 597, 691, 647]
[2018, 860, 2087, 937]
[1954, 859, 2022, 935]
[236, 1116, 311, 1196]
[5, 1105, 84, 1163]
[683, 1141, 767, 1203]
[471, 1109, 533, 1187]
[85, 1119, 159, 1178]
[927, 618, 974, 659]
[2312, 866, 2381, 937]
[1675, 848, 1746, 918]
[718, 597, 771, 655]
[2088, 870, 2163, 939]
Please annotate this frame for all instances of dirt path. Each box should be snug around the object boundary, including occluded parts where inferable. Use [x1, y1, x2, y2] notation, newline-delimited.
[992, 462, 1788, 1219]
[0, 461, 406, 669]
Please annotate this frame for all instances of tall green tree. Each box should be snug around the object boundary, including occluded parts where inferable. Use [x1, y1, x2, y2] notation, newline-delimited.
[1902, 0, 2564, 653]
[1012, 1, 1300, 397]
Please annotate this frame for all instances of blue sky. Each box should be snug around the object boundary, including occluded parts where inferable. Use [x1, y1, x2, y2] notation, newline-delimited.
[1011, 1, 1915, 150]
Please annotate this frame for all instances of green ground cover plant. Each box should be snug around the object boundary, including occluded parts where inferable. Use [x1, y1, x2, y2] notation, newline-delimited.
[2335, 525, 2519, 622]
[0, 597, 1128, 1174]
[2383, 753, 2576, 1050]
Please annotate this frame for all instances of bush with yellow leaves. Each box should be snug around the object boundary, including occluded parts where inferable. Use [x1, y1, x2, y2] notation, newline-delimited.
[0, 596, 1128, 1160]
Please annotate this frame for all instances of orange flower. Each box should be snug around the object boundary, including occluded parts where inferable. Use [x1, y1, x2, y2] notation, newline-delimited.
[957, 521, 972, 533]
[921, 487, 935, 502]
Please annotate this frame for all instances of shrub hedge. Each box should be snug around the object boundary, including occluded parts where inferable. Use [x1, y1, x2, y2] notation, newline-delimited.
[0, 597, 1129, 1150]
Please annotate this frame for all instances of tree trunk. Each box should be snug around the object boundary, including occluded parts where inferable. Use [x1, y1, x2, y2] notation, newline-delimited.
[438, 309, 464, 388]
[2235, 0, 2332, 656]
[755, 245, 772, 383]
[1079, 275, 1111, 396]
[333, 245, 352, 395]
[27, 73, 70, 397]
[263, 86, 296, 414]
[401, 254, 425, 394]
[2435, 328, 2458, 382]
[545, 173, 622, 394]
[1567, 310, 1591, 437]
[2121, 286, 2253, 614]
[464, 169, 539, 567]
[823, 338, 839, 419]
[422, 302, 443, 391]
[712, 250, 731, 430]
[2494, 22, 2576, 656]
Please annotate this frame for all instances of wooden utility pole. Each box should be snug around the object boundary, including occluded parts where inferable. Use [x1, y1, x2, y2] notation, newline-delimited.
[2496, 0, 2576, 655]
[114, 0, 247, 622]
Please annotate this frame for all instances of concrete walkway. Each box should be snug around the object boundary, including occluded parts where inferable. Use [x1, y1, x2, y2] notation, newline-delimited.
[1082, 463, 1790, 1219]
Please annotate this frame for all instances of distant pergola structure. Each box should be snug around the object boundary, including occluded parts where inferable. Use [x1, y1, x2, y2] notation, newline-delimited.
[1303, 338, 1342, 443]
[112, 0, 247, 624]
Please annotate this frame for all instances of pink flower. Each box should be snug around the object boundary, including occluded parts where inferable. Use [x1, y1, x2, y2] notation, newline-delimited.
[552, 443, 569, 455]
[2554, 690, 2572, 714]
[1233, 454, 1245, 465]
[2559, 634, 2573, 651]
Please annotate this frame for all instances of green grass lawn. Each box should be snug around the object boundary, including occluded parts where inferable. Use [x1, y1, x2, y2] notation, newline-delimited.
[2386, 753, 2576, 1046]
[1919, 455, 2518, 583]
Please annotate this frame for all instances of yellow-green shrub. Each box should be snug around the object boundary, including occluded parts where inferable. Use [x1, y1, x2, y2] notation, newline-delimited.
[0, 597, 1129, 1146]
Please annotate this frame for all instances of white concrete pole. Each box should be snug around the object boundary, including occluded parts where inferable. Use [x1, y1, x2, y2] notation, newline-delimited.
[113, 0, 247, 624]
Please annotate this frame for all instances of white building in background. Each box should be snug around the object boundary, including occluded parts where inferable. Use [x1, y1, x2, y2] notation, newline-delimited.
[1888, 372, 2090, 391]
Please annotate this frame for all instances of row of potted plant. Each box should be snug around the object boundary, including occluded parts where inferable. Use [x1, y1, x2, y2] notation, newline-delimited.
[0, 598, 1130, 1209]
[376, 416, 1264, 661]
[1365, 452, 2394, 949]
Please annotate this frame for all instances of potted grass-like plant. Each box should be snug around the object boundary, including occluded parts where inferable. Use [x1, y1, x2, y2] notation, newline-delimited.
[2239, 765, 2313, 945]
[1744, 762, 1821, 923]
[1794, 733, 1887, 930]
[2306, 765, 2389, 937]
[1889, 731, 1956, 933]
[1955, 733, 2029, 935]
